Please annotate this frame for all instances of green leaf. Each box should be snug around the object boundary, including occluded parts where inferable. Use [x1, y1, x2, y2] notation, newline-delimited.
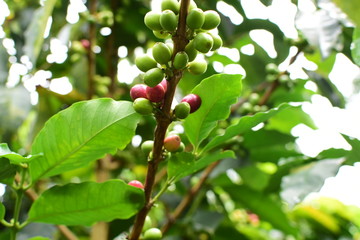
[332, 0, 360, 27]
[0, 158, 16, 184]
[0, 143, 42, 165]
[352, 28, 360, 66]
[342, 135, 360, 165]
[0, 202, 5, 220]
[28, 180, 144, 225]
[168, 150, 235, 183]
[184, 74, 242, 150]
[224, 185, 298, 236]
[27, 237, 50, 240]
[23, 0, 57, 65]
[30, 99, 140, 181]
[203, 103, 291, 152]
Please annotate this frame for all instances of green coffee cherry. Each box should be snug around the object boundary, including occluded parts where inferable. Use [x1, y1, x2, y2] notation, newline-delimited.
[144, 12, 162, 31]
[143, 228, 162, 240]
[265, 63, 279, 74]
[248, 93, 260, 105]
[174, 102, 191, 119]
[186, 8, 205, 30]
[194, 32, 213, 53]
[144, 68, 164, 87]
[143, 216, 153, 232]
[160, 10, 178, 32]
[210, 33, 223, 51]
[161, 0, 180, 14]
[175, 142, 185, 152]
[141, 140, 154, 155]
[279, 74, 290, 83]
[133, 98, 153, 115]
[189, 0, 198, 11]
[188, 60, 207, 75]
[202, 10, 221, 30]
[173, 52, 189, 70]
[153, 30, 171, 39]
[152, 42, 172, 65]
[135, 55, 158, 72]
[185, 40, 198, 62]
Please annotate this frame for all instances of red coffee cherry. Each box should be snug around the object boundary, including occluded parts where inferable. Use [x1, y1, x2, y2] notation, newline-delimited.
[160, 79, 168, 92]
[146, 84, 166, 102]
[130, 84, 147, 100]
[181, 94, 201, 113]
[164, 135, 181, 152]
[128, 180, 144, 189]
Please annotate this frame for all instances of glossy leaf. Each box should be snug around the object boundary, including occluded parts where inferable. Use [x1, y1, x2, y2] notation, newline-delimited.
[332, 0, 360, 27]
[167, 150, 235, 183]
[184, 74, 242, 150]
[224, 185, 298, 236]
[203, 103, 291, 152]
[0, 158, 16, 184]
[352, 28, 360, 66]
[0, 202, 4, 220]
[30, 99, 140, 181]
[28, 180, 144, 225]
[0, 143, 42, 165]
[23, 0, 57, 65]
[342, 134, 360, 165]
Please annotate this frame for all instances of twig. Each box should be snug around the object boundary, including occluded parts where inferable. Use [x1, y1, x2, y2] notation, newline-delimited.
[161, 161, 221, 234]
[128, 1, 190, 239]
[86, 0, 97, 99]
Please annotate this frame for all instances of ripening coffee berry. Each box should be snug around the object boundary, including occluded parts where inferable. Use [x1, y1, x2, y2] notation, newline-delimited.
[153, 30, 171, 39]
[161, 0, 180, 14]
[143, 228, 162, 240]
[128, 180, 144, 189]
[173, 52, 189, 69]
[135, 55, 158, 72]
[202, 10, 221, 30]
[144, 68, 164, 87]
[186, 8, 205, 30]
[146, 84, 166, 102]
[188, 60, 207, 75]
[141, 140, 154, 155]
[160, 10, 178, 32]
[130, 84, 147, 100]
[160, 79, 168, 92]
[185, 40, 198, 62]
[181, 94, 201, 113]
[210, 33, 223, 51]
[174, 102, 191, 119]
[152, 42, 172, 65]
[164, 135, 181, 152]
[144, 12, 162, 31]
[133, 98, 153, 115]
[194, 32, 214, 53]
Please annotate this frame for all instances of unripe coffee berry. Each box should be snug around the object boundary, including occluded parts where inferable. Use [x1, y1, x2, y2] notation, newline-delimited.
[130, 84, 147, 100]
[173, 52, 189, 70]
[141, 140, 154, 155]
[185, 41, 198, 62]
[186, 8, 205, 30]
[188, 60, 207, 75]
[164, 135, 181, 152]
[144, 68, 164, 87]
[181, 94, 201, 113]
[128, 180, 144, 189]
[160, 10, 178, 32]
[174, 102, 191, 119]
[143, 216, 152, 232]
[133, 98, 153, 115]
[143, 228, 162, 240]
[202, 10, 221, 30]
[161, 0, 180, 14]
[146, 84, 166, 102]
[194, 32, 214, 53]
[152, 42, 172, 65]
[153, 30, 171, 39]
[144, 12, 162, 31]
[210, 33, 223, 51]
[135, 55, 158, 72]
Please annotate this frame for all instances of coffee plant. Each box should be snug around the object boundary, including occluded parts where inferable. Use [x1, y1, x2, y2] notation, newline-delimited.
[1, 0, 360, 239]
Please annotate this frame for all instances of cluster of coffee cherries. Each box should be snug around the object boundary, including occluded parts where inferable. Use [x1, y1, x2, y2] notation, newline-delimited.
[130, 0, 222, 120]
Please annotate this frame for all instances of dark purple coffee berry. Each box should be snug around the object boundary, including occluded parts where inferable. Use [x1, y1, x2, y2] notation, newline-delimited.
[146, 84, 166, 103]
[181, 94, 201, 113]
